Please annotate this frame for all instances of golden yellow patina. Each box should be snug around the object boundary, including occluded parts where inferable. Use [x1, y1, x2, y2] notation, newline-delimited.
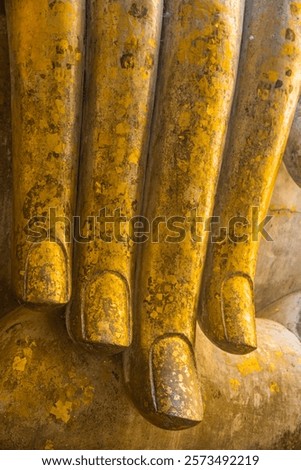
[237, 357, 262, 376]
[12, 356, 27, 372]
[125, 0, 245, 430]
[44, 440, 54, 450]
[6, 0, 85, 306]
[50, 400, 73, 424]
[0, 308, 95, 426]
[0, 3, 15, 316]
[275, 351, 284, 358]
[229, 378, 241, 392]
[2, 0, 301, 436]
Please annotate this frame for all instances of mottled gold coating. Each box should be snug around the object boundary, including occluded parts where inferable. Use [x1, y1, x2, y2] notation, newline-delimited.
[283, 96, 301, 187]
[66, 0, 163, 353]
[6, 0, 85, 306]
[125, 0, 245, 430]
[199, 0, 301, 354]
[1, 307, 301, 449]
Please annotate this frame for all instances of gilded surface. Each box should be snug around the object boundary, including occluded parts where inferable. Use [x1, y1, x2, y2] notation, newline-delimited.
[0, 0, 301, 445]
[67, 0, 163, 353]
[7, 0, 85, 305]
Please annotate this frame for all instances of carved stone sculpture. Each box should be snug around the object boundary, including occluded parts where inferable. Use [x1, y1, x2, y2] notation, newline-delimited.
[0, 0, 301, 449]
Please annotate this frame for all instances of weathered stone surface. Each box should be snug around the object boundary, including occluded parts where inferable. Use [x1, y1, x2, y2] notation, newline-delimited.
[0, 4, 17, 316]
[255, 163, 301, 311]
[1, 0, 301, 449]
[283, 97, 301, 188]
[258, 291, 301, 341]
[0, 307, 300, 450]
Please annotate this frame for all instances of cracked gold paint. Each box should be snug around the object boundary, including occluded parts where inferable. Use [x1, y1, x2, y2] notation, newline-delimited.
[275, 351, 284, 358]
[125, 0, 245, 430]
[200, 0, 301, 354]
[0, 307, 95, 426]
[151, 336, 203, 423]
[0, 4, 16, 316]
[229, 378, 241, 391]
[50, 400, 73, 423]
[6, 0, 85, 306]
[44, 440, 54, 450]
[269, 363, 276, 372]
[291, 2, 301, 15]
[67, 0, 163, 353]
[12, 356, 27, 372]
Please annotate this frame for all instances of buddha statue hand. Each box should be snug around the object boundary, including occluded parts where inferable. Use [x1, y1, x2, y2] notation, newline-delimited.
[3, 0, 301, 431]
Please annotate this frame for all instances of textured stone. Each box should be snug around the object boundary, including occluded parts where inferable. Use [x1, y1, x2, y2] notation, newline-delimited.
[256, 164, 301, 311]
[258, 291, 301, 341]
[0, 307, 300, 449]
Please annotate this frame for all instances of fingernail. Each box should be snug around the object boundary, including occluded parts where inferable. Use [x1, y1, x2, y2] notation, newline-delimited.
[81, 271, 131, 353]
[221, 274, 257, 354]
[24, 240, 69, 305]
[150, 335, 203, 430]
